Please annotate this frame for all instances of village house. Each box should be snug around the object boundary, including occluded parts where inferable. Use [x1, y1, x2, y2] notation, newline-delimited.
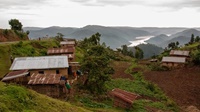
[169, 50, 190, 58]
[110, 88, 138, 109]
[28, 73, 62, 98]
[47, 47, 75, 62]
[60, 41, 76, 48]
[161, 56, 186, 67]
[9, 56, 69, 78]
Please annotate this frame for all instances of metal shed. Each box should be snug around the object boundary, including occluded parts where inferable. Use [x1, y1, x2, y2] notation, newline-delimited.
[110, 88, 138, 109]
[169, 50, 190, 57]
[1, 70, 29, 84]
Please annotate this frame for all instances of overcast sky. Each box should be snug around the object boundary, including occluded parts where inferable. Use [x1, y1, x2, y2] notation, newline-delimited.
[0, 0, 200, 28]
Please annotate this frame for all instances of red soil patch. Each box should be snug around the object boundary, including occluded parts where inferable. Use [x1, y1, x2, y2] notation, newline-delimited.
[144, 66, 200, 109]
[111, 61, 133, 80]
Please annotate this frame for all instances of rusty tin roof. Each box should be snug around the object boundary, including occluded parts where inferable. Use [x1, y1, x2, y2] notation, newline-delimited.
[47, 48, 74, 55]
[60, 41, 75, 45]
[10, 56, 69, 70]
[170, 50, 190, 56]
[1, 70, 29, 81]
[162, 56, 186, 63]
[28, 73, 62, 85]
[110, 88, 138, 104]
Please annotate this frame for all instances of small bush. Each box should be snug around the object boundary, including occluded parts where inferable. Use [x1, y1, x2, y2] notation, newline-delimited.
[149, 63, 169, 71]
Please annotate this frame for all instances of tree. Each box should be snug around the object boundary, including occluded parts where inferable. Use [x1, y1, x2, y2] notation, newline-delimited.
[55, 32, 64, 41]
[191, 49, 200, 65]
[190, 34, 195, 44]
[176, 41, 179, 47]
[9, 19, 23, 31]
[195, 36, 200, 42]
[134, 46, 143, 59]
[80, 34, 114, 94]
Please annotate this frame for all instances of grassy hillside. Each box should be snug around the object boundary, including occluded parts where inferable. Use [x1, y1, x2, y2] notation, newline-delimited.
[106, 60, 179, 112]
[0, 38, 182, 112]
[0, 81, 89, 112]
[0, 39, 59, 78]
[0, 29, 29, 42]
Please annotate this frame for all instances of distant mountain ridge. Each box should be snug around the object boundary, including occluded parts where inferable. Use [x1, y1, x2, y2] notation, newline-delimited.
[23, 25, 200, 49]
[24, 25, 152, 49]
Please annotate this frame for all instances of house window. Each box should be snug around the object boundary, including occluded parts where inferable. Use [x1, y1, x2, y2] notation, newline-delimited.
[38, 71, 44, 74]
[56, 70, 60, 74]
[27, 72, 30, 76]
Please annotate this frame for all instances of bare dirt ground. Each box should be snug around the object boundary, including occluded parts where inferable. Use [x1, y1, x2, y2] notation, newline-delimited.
[143, 66, 200, 110]
[111, 61, 133, 80]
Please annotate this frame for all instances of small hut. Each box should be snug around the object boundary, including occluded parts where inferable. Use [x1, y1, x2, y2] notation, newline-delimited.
[28, 73, 62, 98]
[110, 88, 138, 109]
[60, 41, 76, 48]
[1, 70, 29, 85]
[161, 56, 186, 67]
[169, 50, 190, 57]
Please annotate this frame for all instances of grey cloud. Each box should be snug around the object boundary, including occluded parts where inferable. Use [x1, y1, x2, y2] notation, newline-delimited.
[69, 0, 200, 9]
[69, 0, 144, 6]
[153, 0, 200, 10]
[0, 0, 49, 10]
[97, 0, 144, 6]
[8, 12, 38, 16]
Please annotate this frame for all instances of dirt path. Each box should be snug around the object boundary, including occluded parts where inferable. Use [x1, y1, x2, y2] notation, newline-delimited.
[143, 66, 200, 109]
[111, 61, 133, 80]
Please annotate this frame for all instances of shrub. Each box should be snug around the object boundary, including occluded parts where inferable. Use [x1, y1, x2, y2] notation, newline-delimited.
[149, 63, 170, 71]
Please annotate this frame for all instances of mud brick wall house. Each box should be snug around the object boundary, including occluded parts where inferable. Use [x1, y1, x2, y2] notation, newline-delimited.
[110, 88, 138, 109]
[47, 48, 75, 62]
[28, 73, 62, 97]
[169, 50, 190, 58]
[60, 41, 76, 48]
[1, 70, 29, 85]
[9, 56, 69, 78]
[169, 50, 190, 62]
[161, 56, 186, 67]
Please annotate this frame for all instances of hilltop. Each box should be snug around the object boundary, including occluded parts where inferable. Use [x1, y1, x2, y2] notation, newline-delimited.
[0, 29, 29, 42]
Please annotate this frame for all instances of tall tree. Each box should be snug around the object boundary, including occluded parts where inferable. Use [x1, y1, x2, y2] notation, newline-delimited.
[55, 32, 64, 41]
[190, 34, 195, 44]
[9, 19, 23, 31]
[134, 46, 143, 59]
[80, 34, 114, 94]
[195, 36, 200, 42]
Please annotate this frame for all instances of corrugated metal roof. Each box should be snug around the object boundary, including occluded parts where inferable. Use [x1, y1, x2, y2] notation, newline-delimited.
[170, 50, 190, 56]
[10, 56, 69, 70]
[1, 70, 29, 81]
[162, 57, 186, 63]
[69, 62, 80, 66]
[47, 48, 74, 55]
[110, 88, 138, 104]
[60, 41, 75, 45]
[28, 73, 61, 85]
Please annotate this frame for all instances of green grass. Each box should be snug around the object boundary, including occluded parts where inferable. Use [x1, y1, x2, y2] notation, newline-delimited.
[0, 82, 90, 112]
[181, 42, 200, 50]
[0, 44, 12, 78]
[105, 61, 179, 112]
[75, 46, 84, 62]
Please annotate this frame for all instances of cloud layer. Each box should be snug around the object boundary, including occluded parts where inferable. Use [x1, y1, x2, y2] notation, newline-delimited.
[69, 0, 200, 9]
[0, 0, 49, 10]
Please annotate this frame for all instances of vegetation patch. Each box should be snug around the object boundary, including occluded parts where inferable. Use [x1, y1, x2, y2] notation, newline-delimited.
[0, 82, 89, 112]
[106, 61, 179, 111]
